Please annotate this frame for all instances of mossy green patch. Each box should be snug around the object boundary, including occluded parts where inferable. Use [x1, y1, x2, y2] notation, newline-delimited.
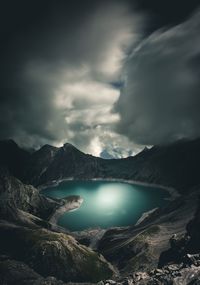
[0, 224, 114, 282]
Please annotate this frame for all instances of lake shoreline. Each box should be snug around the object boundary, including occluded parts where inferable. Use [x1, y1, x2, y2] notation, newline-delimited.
[39, 177, 180, 201]
[42, 178, 180, 233]
[49, 195, 83, 226]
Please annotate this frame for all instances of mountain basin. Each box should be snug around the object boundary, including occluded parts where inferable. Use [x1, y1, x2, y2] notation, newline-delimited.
[41, 180, 170, 231]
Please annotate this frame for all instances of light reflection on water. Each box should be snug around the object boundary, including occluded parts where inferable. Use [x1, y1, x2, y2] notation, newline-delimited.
[42, 181, 169, 231]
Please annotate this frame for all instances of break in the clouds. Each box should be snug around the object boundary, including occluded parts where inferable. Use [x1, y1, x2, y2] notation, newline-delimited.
[0, 1, 142, 156]
[1, 1, 200, 157]
[116, 9, 200, 145]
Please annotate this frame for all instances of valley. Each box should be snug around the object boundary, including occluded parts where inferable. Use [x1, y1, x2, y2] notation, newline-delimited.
[0, 138, 200, 284]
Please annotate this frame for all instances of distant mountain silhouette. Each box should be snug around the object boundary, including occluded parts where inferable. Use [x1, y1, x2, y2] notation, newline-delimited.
[1, 138, 200, 193]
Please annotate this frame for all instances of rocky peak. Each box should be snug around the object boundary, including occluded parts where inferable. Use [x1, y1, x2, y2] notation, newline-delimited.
[62, 142, 83, 154]
[34, 144, 58, 159]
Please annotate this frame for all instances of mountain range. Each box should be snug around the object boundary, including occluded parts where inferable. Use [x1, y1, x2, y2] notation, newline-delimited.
[1, 138, 200, 193]
[0, 138, 200, 284]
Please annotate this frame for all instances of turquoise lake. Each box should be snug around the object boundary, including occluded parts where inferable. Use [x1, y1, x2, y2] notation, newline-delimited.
[42, 180, 169, 231]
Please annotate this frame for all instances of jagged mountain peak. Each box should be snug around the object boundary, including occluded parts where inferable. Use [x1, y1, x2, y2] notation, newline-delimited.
[63, 142, 77, 149]
[37, 144, 58, 153]
[62, 142, 85, 155]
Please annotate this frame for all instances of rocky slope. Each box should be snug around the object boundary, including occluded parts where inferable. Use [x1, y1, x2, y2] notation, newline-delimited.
[0, 167, 58, 220]
[95, 190, 199, 274]
[1, 138, 200, 284]
[1, 194, 200, 285]
[24, 144, 59, 186]
[0, 222, 115, 283]
[0, 256, 66, 285]
[0, 169, 115, 284]
[98, 194, 200, 285]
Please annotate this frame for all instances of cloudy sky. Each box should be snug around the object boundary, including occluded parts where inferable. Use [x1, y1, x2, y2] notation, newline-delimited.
[0, 0, 200, 157]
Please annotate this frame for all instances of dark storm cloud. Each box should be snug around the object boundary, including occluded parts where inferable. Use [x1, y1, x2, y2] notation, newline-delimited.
[115, 9, 200, 145]
[1, 0, 200, 155]
[0, 0, 141, 154]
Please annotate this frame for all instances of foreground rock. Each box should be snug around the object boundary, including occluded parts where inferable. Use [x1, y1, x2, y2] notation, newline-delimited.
[0, 222, 115, 283]
[96, 189, 199, 276]
[101, 260, 200, 284]
[0, 168, 58, 220]
[99, 200, 200, 284]
[0, 170, 115, 283]
[0, 255, 65, 285]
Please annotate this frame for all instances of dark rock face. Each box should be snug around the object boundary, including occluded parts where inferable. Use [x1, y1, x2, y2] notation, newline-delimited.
[186, 198, 200, 253]
[0, 256, 65, 285]
[159, 197, 200, 267]
[129, 139, 200, 193]
[0, 168, 58, 219]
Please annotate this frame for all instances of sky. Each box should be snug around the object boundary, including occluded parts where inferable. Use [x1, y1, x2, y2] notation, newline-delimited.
[0, 0, 200, 158]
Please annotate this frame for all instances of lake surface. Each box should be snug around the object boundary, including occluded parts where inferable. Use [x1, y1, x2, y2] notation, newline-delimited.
[42, 180, 169, 231]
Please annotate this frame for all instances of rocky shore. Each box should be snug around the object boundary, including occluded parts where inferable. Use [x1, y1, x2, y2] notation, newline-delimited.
[49, 195, 83, 225]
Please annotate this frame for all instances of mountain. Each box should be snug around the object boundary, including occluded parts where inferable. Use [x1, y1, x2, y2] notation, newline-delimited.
[100, 147, 134, 159]
[1, 138, 200, 284]
[24, 144, 59, 186]
[24, 142, 105, 185]
[2, 138, 200, 194]
[129, 139, 200, 192]
[100, 149, 115, 159]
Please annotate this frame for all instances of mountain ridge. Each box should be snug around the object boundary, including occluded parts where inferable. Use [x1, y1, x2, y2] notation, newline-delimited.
[1, 138, 200, 284]
[1, 138, 200, 193]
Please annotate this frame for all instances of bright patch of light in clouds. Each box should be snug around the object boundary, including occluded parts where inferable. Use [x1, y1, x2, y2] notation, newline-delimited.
[0, 1, 143, 157]
[55, 80, 120, 109]
[23, 2, 141, 156]
[1, 0, 200, 158]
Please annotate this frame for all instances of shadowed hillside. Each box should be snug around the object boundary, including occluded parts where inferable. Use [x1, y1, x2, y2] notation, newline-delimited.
[1, 138, 200, 193]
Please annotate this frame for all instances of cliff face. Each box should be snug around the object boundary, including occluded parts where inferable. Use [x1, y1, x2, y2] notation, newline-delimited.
[0, 168, 58, 220]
